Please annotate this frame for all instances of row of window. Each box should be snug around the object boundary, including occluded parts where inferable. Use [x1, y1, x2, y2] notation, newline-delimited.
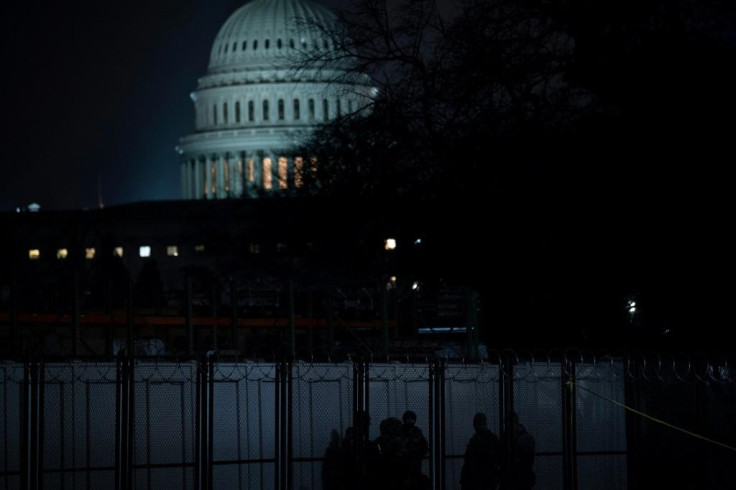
[26, 239, 399, 261]
[217, 37, 332, 56]
[206, 97, 352, 126]
[27, 245, 200, 261]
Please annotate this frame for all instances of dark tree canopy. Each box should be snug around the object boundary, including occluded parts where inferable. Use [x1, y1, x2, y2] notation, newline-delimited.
[291, 0, 736, 349]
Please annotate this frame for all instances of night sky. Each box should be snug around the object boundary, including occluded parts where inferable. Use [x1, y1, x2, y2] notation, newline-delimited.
[1, 0, 247, 211]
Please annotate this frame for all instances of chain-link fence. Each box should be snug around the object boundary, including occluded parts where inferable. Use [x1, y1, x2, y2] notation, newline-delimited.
[1, 352, 735, 489]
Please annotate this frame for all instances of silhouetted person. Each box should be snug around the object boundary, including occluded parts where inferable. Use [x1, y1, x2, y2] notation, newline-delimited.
[343, 412, 379, 490]
[323, 429, 345, 490]
[401, 410, 430, 490]
[461, 412, 502, 490]
[501, 412, 535, 490]
[374, 416, 404, 490]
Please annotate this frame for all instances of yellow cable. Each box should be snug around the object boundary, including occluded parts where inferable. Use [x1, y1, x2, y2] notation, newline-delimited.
[567, 380, 736, 453]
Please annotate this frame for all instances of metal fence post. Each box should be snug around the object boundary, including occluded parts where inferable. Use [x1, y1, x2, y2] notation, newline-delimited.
[21, 360, 43, 490]
[115, 356, 134, 490]
[562, 357, 578, 490]
[429, 359, 446, 490]
[274, 360, 292, 490]
[195, 355, 214, 490]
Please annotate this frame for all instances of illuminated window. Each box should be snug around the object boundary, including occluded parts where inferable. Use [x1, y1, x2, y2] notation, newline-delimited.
[139, 246, 151, 258]
[263, 158, 272, 189]
[195, 244, 205, 253]
[278, 99, 284, 120]
[248, 101, 254, 121]
[323, 99, 329, 120]
[235, 101, 241, 123]
[56, 248, 68, 260]
[28, 249, 40, 260]
[249, 243, 261, 254]
[293, 99, 300, 120]
[384, 238, 397, 251]
[263, 100, 269, 120]
[308, 99, 315, 119]
[278, 157, 288, 189]
[247, 158, 255, 182]
[113, 247, 124, 257]
[295, 156, 304, 187]
[85, 248, 96, 259]
[167, 245, 179, 257]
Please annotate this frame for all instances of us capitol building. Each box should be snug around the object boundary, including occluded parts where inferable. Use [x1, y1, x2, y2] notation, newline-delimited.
[176, 0, 375, 200]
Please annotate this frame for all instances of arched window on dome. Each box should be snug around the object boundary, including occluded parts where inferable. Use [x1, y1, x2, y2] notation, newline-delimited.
[263, 100, 270, 121]
[277, 39, 282, 49]
[223, 102, 228, 124]
[290, 39, 295, 49]
[265, 39, 270, 49]
[323, 39, 329, 50]
[213, 104, 218, 125]
[242, 40, 247, 51]
[336, 99, 341, 117]
[263, 158, 272, 189]
[278, 157, 288, 189]
[232, 42, 237, 53]
[224, 43, 229, 54]
[348, 100, 353, 113]
[323, 99, 329, 120]
[218, 43, 223, 55]
[235, 101, 241, 123]
[293, 99, 300, 120]
[253, 40, 258, 50]
[301, 38, 307, 49]
[278, 99, 285, 120]
[308, 99, 315, 120]
[248, 101, 254, 122]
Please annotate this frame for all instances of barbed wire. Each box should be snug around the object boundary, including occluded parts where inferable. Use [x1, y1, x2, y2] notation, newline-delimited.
[1, 349, 734, 384]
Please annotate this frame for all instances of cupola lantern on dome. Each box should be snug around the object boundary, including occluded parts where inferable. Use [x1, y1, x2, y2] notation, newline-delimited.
[177, 0, 374, 200]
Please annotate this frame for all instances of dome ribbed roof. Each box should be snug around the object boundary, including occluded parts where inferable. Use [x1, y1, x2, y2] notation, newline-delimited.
[207, 0, 338, 74]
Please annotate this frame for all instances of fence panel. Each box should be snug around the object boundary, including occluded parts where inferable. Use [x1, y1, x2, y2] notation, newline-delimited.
[444, 362, 501, 490]
[0, 363, 23, 489]
[575, 362, 628, 490]
[291, 362, 353, 490]
[133, 362, 196, 489]
[212, 362, 277, 490]
[41, 362, 118, 489]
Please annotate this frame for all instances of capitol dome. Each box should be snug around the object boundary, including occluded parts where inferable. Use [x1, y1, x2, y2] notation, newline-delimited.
[177, 0, 373, 200]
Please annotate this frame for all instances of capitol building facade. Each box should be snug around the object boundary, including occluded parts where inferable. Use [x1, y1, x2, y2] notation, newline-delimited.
[177, 0, 374, 200]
